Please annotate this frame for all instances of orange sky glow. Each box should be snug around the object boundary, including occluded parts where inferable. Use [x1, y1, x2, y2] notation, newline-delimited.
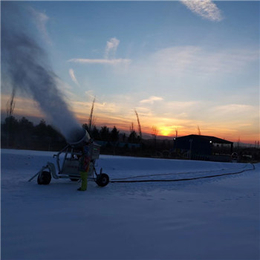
[1, 94, 258, 144]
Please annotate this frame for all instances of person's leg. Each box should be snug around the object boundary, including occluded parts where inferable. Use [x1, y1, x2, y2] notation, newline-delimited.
[79, 171, 88, 191]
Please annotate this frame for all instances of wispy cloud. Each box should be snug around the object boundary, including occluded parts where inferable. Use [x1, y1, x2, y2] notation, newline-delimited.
[68, 37, 130, 66]
[69, 69, 80, 87]
[68, 58, 131, 65]
[29, 7, 52, 44]
[105, 38, 120, 59]
[180, 0, 223, 22]
[140, 96, 164, 104]
[212, 104, 255, 117]
[136, 46, 259, 77]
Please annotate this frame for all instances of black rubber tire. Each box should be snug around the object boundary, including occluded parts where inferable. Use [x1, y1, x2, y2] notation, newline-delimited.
[96, 173, 109, 187]
[37, 171, 52, 185]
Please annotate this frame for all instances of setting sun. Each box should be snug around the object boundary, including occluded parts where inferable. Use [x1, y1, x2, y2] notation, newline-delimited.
[158, 127, 173, 137]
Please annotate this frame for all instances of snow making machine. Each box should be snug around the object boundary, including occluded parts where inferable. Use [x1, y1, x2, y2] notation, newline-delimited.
[29, 129, 109, 187]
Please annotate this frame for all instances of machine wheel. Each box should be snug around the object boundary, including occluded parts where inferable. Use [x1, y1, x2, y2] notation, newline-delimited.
[37, 171, 52, 185]
[96, 173, 109, 187]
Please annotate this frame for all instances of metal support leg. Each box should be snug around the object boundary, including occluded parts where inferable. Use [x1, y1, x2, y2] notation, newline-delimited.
[28, 167, 45, 182]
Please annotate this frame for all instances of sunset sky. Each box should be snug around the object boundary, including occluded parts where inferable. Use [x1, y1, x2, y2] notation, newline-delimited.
[1, 1, 259, 143]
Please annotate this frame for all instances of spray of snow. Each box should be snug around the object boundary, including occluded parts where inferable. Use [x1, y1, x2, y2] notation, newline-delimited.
[2, 3, 86, 144]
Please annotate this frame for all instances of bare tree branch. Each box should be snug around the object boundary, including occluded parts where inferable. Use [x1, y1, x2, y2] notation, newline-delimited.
[6, 88, 16, 117]
[88, 97, 96, 132]
[135, 109, 142, 141]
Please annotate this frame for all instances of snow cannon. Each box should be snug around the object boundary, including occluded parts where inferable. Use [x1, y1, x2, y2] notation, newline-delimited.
[29, 128, 109, 187]
[66, 128, 90, 147]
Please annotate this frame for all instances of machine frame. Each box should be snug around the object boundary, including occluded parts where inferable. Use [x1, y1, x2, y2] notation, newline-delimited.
[29, 142, 109, 187]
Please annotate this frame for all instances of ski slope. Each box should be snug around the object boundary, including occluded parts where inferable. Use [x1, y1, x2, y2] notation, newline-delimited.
[1, 149, 259, 260]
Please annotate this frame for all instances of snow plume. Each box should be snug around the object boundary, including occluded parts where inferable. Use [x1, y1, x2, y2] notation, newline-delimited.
[2, 3, 85, 143]
[29, 7, 52, 45]
[180, 0, 223, 22]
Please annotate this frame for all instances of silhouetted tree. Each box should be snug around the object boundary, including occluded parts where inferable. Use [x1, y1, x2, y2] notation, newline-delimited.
[91, 126, 100, 140]
[128, 130, 138, 143]
[34, 120, 47, 136]
[100, 126, 110, 141]
[19, 117, 34, 132]
[2, 116, 19, 147]
[110, 126, 119, 154]
[152, 126, 158, 149]
[17, 117, 34, 147]
[111, 126, 119, 143]
[1, 115, 66, 150]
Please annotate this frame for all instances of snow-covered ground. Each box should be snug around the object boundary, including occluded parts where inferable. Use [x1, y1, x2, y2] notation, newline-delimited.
[1, 149, 259, 260]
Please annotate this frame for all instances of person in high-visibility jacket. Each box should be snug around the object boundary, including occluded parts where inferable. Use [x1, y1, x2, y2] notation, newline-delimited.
[77, 143, 91, 191]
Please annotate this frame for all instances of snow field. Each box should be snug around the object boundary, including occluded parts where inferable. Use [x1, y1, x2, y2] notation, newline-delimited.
[1, 149, 260, 260]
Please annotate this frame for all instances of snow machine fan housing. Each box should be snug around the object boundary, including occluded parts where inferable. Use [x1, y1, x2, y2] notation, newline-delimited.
[66, 128, 91, 147]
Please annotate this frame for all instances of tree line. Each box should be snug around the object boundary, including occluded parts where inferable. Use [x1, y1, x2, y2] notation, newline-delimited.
[2, 95, 174, 156]
[1, 115, 144, 152]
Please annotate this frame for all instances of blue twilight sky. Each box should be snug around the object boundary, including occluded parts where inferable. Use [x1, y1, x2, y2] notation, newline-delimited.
[1, 1, 259, 143]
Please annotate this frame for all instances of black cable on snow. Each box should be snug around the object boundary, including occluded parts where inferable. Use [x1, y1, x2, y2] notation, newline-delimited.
[110, 163, 256, 183]
[110, 163, 249, 181]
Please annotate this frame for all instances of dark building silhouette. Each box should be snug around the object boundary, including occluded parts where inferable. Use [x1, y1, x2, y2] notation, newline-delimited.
[173, 134, 233, 162]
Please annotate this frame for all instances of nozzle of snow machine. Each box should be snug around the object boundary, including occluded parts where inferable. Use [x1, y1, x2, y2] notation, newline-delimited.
[28, 129, 109, 187]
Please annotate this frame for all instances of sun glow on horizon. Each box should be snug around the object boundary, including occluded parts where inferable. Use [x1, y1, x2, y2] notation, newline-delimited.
[1, 93, 258, 145]
[158, 127, 174, 137]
